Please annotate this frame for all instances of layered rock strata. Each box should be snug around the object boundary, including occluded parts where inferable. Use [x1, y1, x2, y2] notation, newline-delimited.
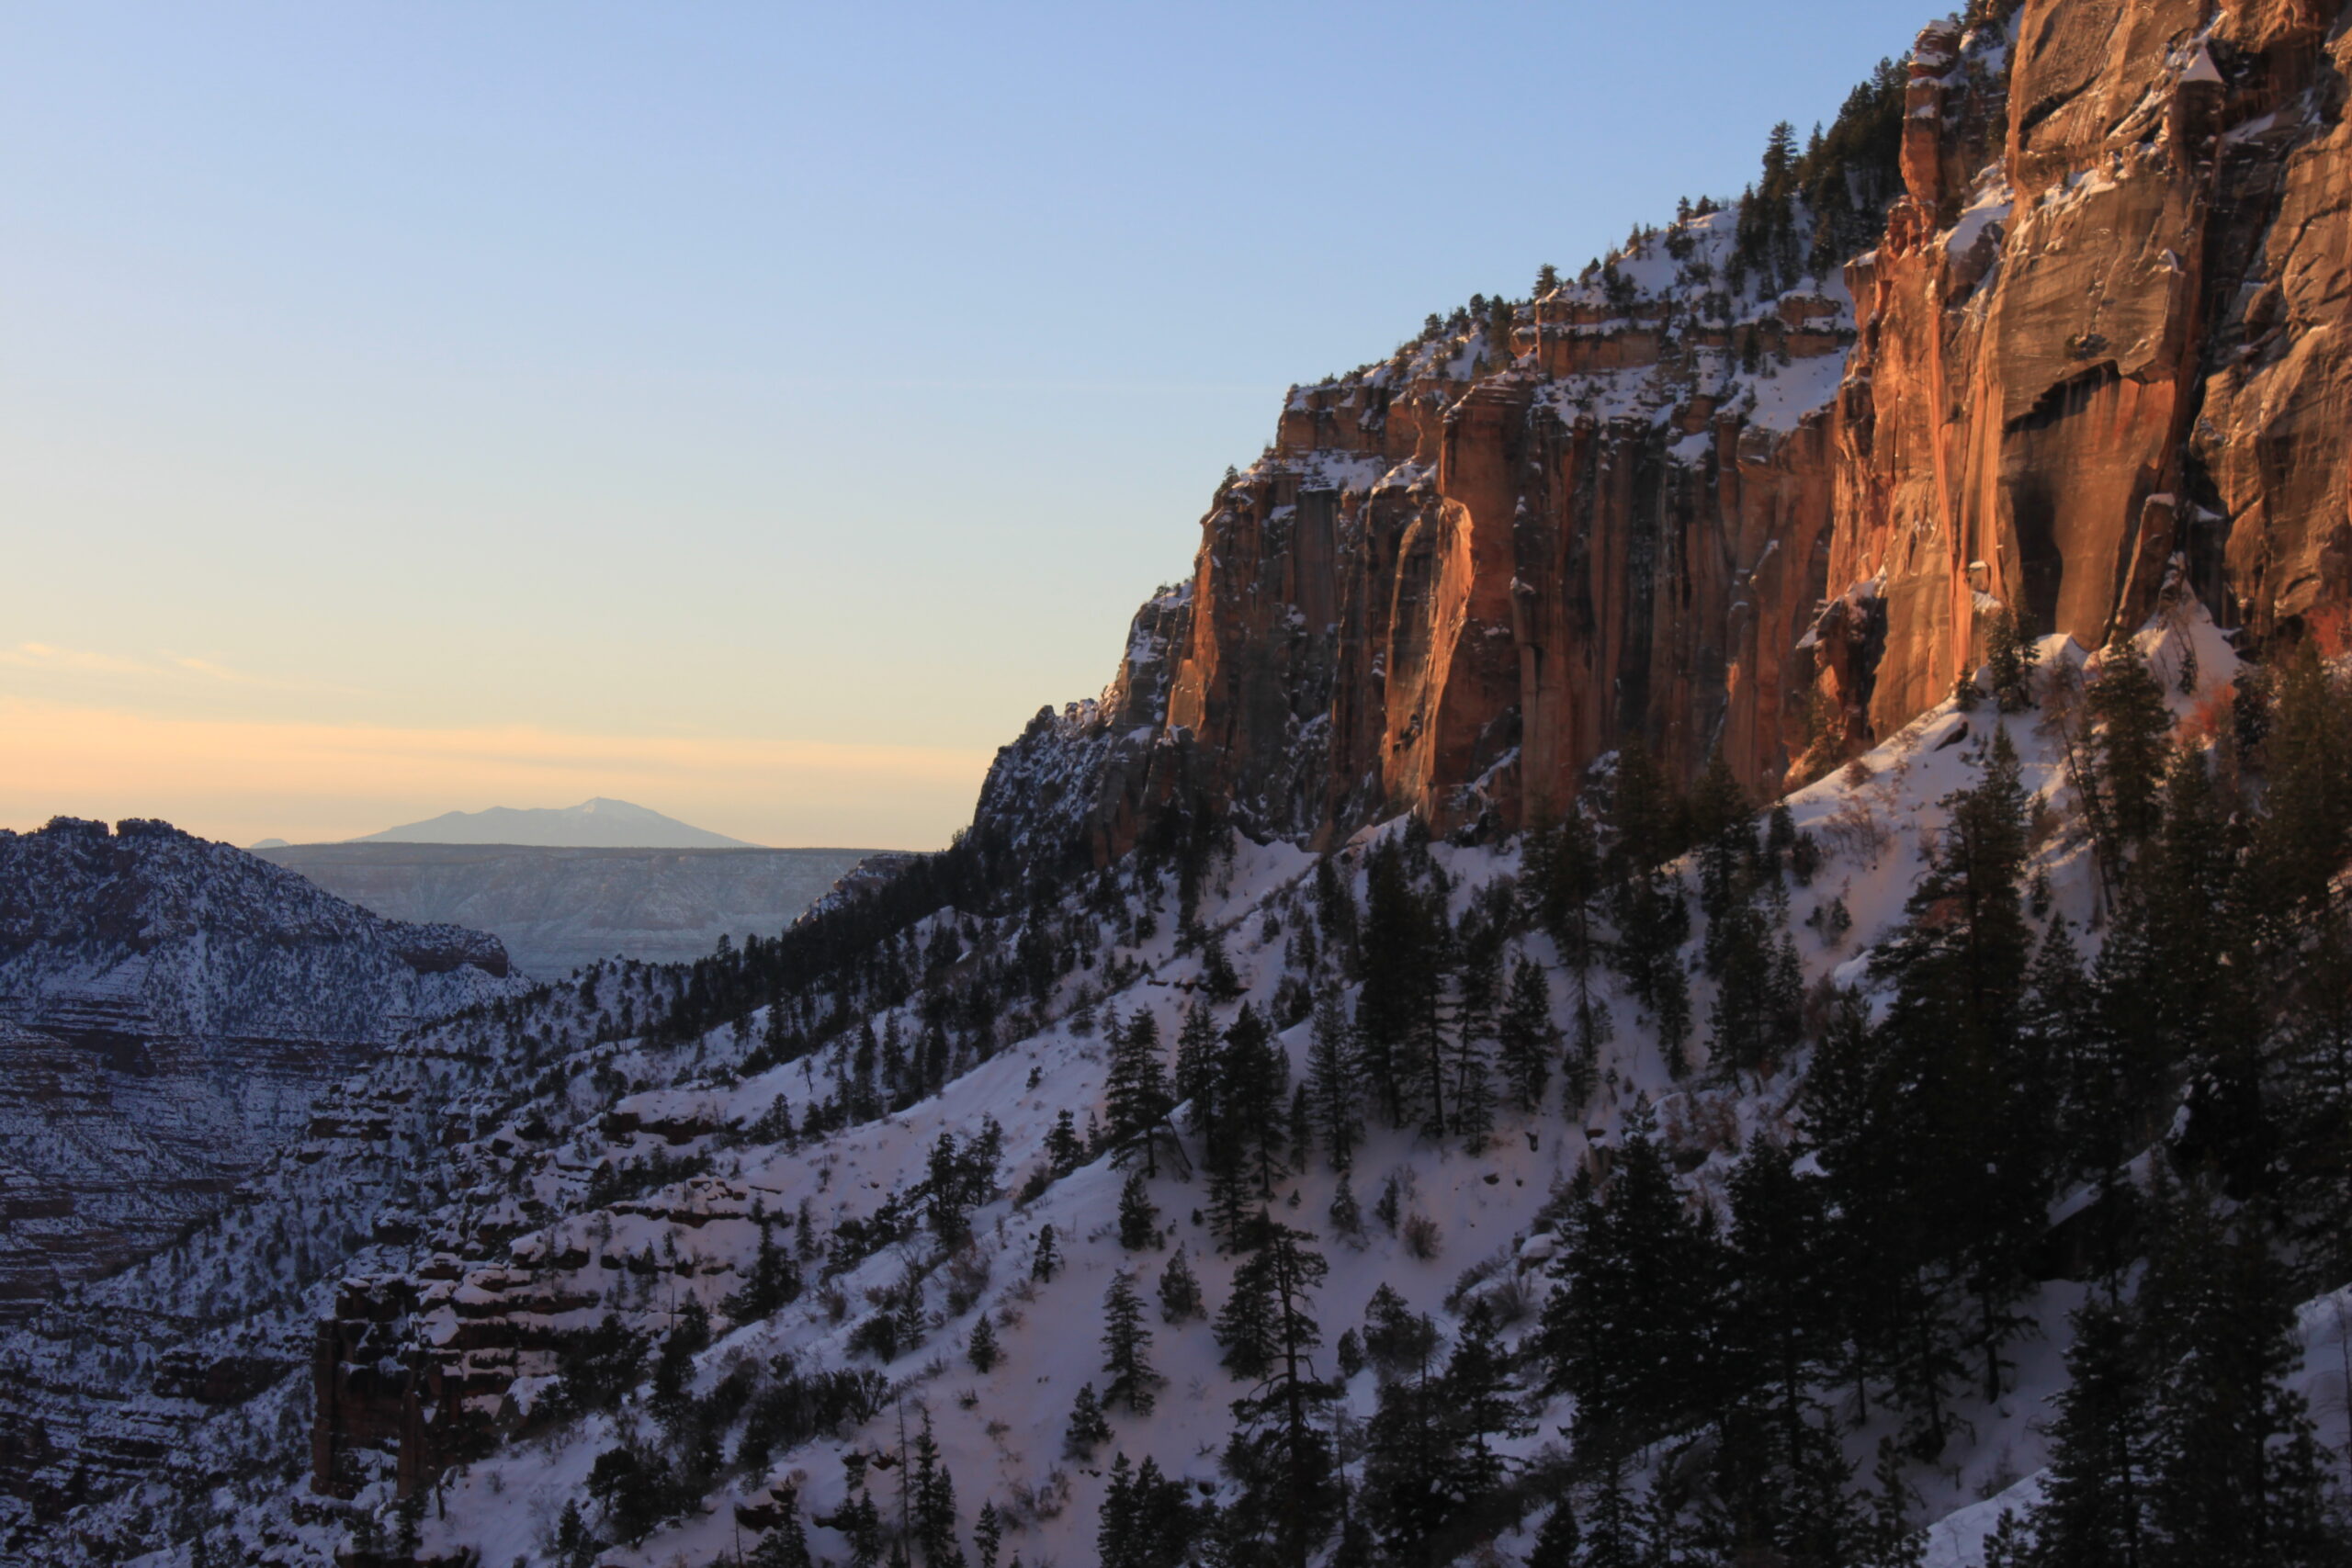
[0, 818, 514, 1318]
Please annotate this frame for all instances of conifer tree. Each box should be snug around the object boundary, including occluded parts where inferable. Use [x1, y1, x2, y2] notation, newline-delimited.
[2017, 1292, 2153, 1568]
[1117, 1169, 1159, 1251]
[1028, 1224, 1060, 1283]
[1522, 811, 1610, 1072]
[838, 1457, 886, 1568]
[725, 1219, 803, 1323]
[1861, 1440, 1927, 1568]
[1099, 1452, 1142, 1568]
[972, 1502, 1002, 1568]
[966, 1312, 1001, 1374]
[1863, 725, 2048, 1420]
[2081, 637, 2177, 869]
[910, 1410, 961, 1564]
[1604, 742, 1694, 1075]
[1306, 987, 1364, 1172]
[1045, 1111, 1084, 1179]
[1199, 925, 1244, 1001]
[1103, 1009, 1176, 1177]
[752, 1493, 818, 1568]
[1525, 1500, 1579, 1568]
[1064, 1382, 1112, 1461]
[1540, 1107, 1721, 1457]
[1494, 957, 1559, 1113]
[1985, 607, 2041, 712]
[1215, 1252, 1279, 1380]
[1219, 1005, 1291, 1200]
[1356, 837, 1447, 1129]
[1220, 1218, 1339, 1568]
[1101, 1269, 1161, 1415]
[1173, 1004, 1224, 1146]
[2139, 1193, 2341, 1567]
[1158, 1244, 1204, 1323]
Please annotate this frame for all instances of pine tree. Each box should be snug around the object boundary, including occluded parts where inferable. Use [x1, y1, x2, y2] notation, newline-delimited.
[1356, 838, 1447, 1130]
[1522, 811, 1609, 1076]
[1220, 1219, 1339, 1568]
[2090, 637, 2176, 846]
[972, 1502, 1003, 1568]
[1102, 1269, 1161, 1415]
[1985, 607, 2041, 712]
[1098, 1451, 1200, 1568]
[1495, 956, 1559, 1112]
[2140, 1193, 2341, 1568]
[1158, 1244, 1204, 1322]
[1220, 1005, 1291, 1200]
[752, 1489, 818, 1567]
[1099, 1451, 1142, 1568]
[2018, 1292, 2153, 1568]
[1215, 1250, 1279, 1379]
[910, 1410, 961, 1564]
[1045, 1111, 1084, 1179]
[1861, 1440, 1926, 1568]
[1029, 1224, 1060, 1283]
[1103, 1009, 1176, 1176]
[1117, 1169, 1159, 1251]
[1863, 725, 2048, 1423]
[1200, 926, 1244, 1001]
[1717, 1137, 1845, 1558]
[967, 1312, 1001, 1374]
[1064, 1382, 1112, 1461]
[837, 1459, 886, 1568]
[1539, 1106, 1721, 1458]
[1438, 1303, 1527, 1505]
[1361, 1350, 1452, 1562]
[1306, 987, 1364, 1172]
[1604, 742, 1693, 1074]
[1174, 1004, 1224, 1145]
[1525, 1499, 1579, 1567]
[724, 1219, 803, 1323]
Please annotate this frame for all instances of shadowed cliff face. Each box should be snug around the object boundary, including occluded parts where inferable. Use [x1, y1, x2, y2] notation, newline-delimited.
[977, 0, 2352, 863]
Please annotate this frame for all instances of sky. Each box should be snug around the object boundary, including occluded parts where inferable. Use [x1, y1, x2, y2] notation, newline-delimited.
[0, 1, 1917, 851]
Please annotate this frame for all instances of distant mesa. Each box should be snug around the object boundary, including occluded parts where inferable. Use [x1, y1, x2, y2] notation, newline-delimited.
[345, 797, 757, 849]
[248, 837, 289, 850]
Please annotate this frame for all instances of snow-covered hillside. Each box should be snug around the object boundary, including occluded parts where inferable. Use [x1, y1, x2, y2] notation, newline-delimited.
[22, 590, 2341, 1568]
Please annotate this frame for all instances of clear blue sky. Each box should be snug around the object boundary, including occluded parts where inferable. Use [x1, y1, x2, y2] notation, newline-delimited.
[0, 1, 1917, 848]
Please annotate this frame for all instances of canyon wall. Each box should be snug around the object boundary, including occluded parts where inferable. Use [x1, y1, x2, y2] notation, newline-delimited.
[981, 0, 2352, 862]
[0, 818, 515, 1319]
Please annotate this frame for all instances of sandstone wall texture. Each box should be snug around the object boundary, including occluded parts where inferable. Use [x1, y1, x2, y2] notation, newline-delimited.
[975, 0, 2352, 862]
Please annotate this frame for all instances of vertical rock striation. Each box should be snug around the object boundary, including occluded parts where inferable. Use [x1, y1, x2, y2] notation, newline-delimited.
[977, 0, 2352, 862]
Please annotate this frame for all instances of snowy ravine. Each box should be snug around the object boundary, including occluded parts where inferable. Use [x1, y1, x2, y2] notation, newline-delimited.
[22, 595, 2340, 1568]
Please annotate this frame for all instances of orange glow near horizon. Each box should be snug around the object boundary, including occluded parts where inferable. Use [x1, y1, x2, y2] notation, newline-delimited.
[0, 697, 992, 851]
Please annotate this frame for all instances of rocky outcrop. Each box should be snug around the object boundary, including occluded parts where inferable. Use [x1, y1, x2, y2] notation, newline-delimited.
[0, 818, 515, 1319]
[254, 842, 876, 977]
[971, 0, 2352, 861]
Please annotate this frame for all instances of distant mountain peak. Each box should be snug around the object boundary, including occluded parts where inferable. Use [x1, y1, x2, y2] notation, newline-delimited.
[345, 798, 757, 849]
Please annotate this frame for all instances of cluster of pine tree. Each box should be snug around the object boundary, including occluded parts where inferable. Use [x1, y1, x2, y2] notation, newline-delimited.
[1724, 57, 1908, 300]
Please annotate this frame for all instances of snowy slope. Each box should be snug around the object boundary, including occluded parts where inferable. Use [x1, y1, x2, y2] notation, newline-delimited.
[23, 595, 2297, 1568]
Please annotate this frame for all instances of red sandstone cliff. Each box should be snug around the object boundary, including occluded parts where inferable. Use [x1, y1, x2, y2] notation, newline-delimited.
[978, 0, 2352, 860]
